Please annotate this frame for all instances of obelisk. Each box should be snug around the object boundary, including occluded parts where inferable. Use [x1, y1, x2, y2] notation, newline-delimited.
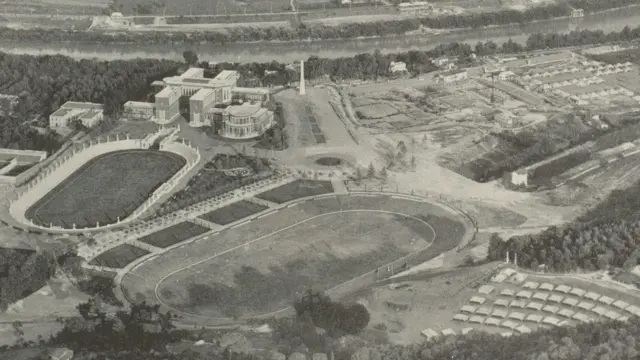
[299, 60, 306, 95]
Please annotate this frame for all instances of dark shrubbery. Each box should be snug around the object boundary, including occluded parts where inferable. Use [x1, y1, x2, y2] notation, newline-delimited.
[293, 290, 370, 335]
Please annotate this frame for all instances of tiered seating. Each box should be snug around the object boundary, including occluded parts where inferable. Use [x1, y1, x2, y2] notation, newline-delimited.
[542, 305, 559, 314]
[470, 296, 486, 305]
[516, 290, 533, 299]
[523, 281, 539, 290]
[539, 283, 555, 291]
[569, 288, 586, 297]
[554, 285, 571, 294]
[442, 328, 456, 337]
[532, 292, 549, 301]
[576, 301, 595, 311]
[526, 302, 543, 311]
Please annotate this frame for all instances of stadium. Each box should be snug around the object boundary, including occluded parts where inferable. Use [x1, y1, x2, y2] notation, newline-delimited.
[114, 182, 473, 325]
[8, 125, 200, 233]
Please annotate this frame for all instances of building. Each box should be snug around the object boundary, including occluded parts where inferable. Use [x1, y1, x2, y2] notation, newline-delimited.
[232, 87, 271, 103]
[189, 88, 218, 126]
[124, 101, 155, 121]
[500, 52, 574, 69]
[49, 348, 74, 360]
[154, 86, 181, 123]
[220, 104, 274, 139]
[498, 71, 515, 80]
[79, 109, 103, 128]
[389, 61, 408, 73]
[437, 69, 468, 84]
[0, 94, 19, 115]
[433, 56, 455, 68]
[49, 101, 103, 128]
[571, 8, 584, 18]
[511, 169, 528, 187]
[397, 1, 432, 14]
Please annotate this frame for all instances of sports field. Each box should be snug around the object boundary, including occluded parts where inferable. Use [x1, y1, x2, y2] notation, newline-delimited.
[121, 195, 468, 321]
[25, 150, 185, 228]
[256, 179, 334, 204]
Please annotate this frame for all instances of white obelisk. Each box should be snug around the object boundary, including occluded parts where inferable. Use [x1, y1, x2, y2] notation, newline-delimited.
[299, 60, 306, 95]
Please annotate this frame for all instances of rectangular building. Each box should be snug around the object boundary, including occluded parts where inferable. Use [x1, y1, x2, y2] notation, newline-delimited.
[189, 88, 218, 125]
[232, 87, 270, 103]
[49, 108, 87, 128]
[79, 109, 104, 128]
[437, 70, 468, 84]
[124, 101, 155, 121]
[180, 67, 205, 79]
[154, 86, 181, 123]
[397, 1, 432, 14]
[214, 70, 240, 87]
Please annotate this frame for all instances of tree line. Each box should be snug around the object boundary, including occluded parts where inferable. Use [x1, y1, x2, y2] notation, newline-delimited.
[2, 1, 640, 45]
[487, 172, 640, 272]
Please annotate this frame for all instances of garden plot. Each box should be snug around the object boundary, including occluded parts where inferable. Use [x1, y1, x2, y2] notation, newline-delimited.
[356, 103, 401, 119]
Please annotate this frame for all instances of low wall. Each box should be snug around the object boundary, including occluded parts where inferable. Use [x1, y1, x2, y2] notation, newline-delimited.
[9, 126, 194, 234]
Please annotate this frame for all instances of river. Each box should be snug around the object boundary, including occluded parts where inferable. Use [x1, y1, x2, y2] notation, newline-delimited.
[2, 5, 640, 62]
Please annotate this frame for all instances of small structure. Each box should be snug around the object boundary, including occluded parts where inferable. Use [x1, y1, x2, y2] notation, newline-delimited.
[571, 8, 584, 18]
[124, 101, 155, 121]
[389, 61, 408, 73]
[50, 348, 74, 360]
[437, 69, 468, 84]
[397, 1, 433, 14]
[510, 169, 528, 187]
[49, 101, 103, 128]
[498, 71, 515, 80]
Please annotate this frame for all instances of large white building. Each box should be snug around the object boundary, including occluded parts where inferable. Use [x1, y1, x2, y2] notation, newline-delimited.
[154, 68, 273, 139]
[49, 101, 103, 128]
[221, 104, 274, 139]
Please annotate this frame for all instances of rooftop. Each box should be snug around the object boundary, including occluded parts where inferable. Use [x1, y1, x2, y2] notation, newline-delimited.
[51, 108, 76, 118]
[181, 77, 213, 84]
[562, 83, 614, 95]
[156, 86, 180, 98]
[190, 88, 215, 101]
[214, 70, 239, 81]
[124, 101, 155, 109]
[232, 87, 270, 95]
[80, 109, 102, 119]
[180, 67, 204, 78]
[61, 101, 103, 110]
[535, 71, 593, 85]
[503, 52, 573, 69]
[225, 104, 264, 118]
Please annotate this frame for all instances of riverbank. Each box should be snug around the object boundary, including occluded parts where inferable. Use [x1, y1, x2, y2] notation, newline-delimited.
[1, 4, 640, 63]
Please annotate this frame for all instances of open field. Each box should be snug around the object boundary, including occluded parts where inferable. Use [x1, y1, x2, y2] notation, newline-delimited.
[199, 200, 268, 225]
[25, 150, 185, 228]
[137, 221, 210, 248]
[256, 179, 333, 204]
[89, 244, 149, 268]
[121, 195, 468, 321]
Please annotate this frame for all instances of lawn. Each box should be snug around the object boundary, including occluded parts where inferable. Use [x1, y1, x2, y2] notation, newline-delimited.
[137, 221, 210, 248]
[256, 179, 334, 204]
[122, 195, 468, 320]
[199, 200, 268, 225]
[5, 163, 36, 176]
[89, 244, 149, 269]
[25, 150, 185, 228]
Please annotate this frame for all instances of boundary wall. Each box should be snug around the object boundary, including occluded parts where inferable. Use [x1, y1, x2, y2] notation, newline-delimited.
[111, 190, 476, 325]
[9, 126, 199, 234]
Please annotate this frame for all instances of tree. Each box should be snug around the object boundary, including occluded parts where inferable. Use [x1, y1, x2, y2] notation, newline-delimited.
[12, 321, 24, 339]
[183, 50, 199, 65]
[410, 155, 416, 170]
[379, 167, 387, 180]
[367, 163, 376, 178]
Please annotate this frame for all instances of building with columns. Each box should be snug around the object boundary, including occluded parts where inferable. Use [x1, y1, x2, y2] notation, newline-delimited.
[154, 67, 273, 138]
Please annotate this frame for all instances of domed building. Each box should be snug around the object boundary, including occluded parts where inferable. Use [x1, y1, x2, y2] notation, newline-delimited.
[220, 103, 275, 139]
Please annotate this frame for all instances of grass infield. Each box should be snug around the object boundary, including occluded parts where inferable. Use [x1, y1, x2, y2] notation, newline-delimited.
[199, 200, 268, 225]
[256, 179, 334, 204]
[138, 222, 210, 248]
[25, 150, 185, 228]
